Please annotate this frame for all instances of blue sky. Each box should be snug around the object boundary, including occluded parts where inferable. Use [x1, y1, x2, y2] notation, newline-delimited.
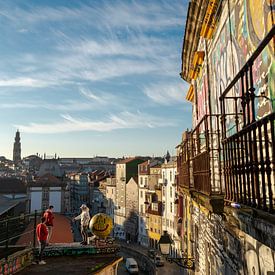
[0, 0, 190, 159]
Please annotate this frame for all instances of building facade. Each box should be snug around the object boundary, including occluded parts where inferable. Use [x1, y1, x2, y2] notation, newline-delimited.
[114, 158, 144, 240]
[161, 159, 181, 257]
[27, 158, 68, 213]
[146, 188, 163, 250]
[124, 177, 139, 242]
[137, 160, 163, 247]
[27, 173, 68, 213]
[105, 177, 116, 222]
[178, 0, 275, 274]
[69, 172, 90, 213]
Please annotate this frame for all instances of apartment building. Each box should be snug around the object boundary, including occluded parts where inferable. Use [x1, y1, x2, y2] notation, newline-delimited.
[178, 0, 275, 273]
[114, 157, 144, 240]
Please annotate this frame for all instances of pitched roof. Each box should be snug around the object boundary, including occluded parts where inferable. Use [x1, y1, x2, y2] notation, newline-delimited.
[27, 174, 66, 187]
[116, 157, 136, 164]
[0, 195, 27, 216]
[0, 177, 26, 194]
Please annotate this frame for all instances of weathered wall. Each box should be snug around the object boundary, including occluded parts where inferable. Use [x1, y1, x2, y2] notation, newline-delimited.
[182, 1, 275, 274]
[189, 200, 275, 275]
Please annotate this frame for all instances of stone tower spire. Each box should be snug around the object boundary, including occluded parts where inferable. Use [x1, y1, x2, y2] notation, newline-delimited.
[13, 130, 21, 164]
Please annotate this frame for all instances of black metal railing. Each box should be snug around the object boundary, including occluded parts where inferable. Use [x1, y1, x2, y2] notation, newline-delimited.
[220, 25, 275, 212]
[190, 114, 222, 196]
[0, 210, 41, 259]
[177, 132, 191, 189]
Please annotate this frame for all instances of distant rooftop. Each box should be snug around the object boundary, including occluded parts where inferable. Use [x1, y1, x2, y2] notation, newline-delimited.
[0, 195, 26, 216]
[0, 177, 26, 194]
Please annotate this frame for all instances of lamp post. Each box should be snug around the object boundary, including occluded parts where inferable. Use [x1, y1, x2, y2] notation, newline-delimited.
[158, 230, 172, 256]
[158, 231, 195, 270]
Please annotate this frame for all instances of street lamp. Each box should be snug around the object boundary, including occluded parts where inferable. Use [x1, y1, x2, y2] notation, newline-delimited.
[158, 230, 172, 255]
[158, 231, 195, 270]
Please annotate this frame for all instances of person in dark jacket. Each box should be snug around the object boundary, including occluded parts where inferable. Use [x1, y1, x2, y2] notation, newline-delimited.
[43, 205, 54, 244]
[36, 217, 48, 264]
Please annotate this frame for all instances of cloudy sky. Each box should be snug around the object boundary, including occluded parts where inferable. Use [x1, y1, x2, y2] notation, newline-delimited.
[0, 0, 190, 159]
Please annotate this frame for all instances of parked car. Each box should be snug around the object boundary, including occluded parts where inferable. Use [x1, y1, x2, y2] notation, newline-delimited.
[126, 258, 139, 274]
[155, 255, 165, 267]
[147, 249, 157, 259]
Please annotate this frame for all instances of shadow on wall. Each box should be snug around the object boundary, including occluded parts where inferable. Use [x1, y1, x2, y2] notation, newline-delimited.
[123, 210, 139, 243]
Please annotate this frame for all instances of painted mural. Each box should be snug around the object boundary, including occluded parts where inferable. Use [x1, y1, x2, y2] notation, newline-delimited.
[208, 0, 274, 131]
[196, 65, 209, 124]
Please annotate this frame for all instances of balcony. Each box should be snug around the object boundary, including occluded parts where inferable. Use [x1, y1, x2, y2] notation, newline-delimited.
[177, 115, 223, 213]
[220, 25, 275, 213]
[193, 151, 210, 195]
[177, 131, 191, 190]
[158, 178, 167, 186]
[191, 114, 222, 197]
[146, 201, 163, 216]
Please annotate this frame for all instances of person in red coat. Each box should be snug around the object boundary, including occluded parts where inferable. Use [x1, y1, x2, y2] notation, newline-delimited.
[43, 205, 54, 244]
[36, 217, 48, 264]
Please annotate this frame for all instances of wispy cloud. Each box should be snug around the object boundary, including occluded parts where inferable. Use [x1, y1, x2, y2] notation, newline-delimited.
[0, 1, 185, 86]
[14, 112, 177, 134]
[0, 77, 53, 88]
[57, 35, 174, 60]
[78, 88, 125, 107]
[1, 1, 184, 31]
[143, 82, 189, 105]
[0, 87, 136, 111]
[0, 100, 94, 111]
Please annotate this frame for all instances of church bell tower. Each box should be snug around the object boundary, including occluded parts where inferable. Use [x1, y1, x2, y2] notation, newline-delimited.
[13, 130, 21, 165]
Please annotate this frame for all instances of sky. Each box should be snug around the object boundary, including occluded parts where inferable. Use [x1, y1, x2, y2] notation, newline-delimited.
[0, 0, 190, 159]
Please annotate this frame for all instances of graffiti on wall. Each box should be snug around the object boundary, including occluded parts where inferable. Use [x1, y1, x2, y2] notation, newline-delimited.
[0, 249, 33, 275]
[191, 202, 275, 274]
[209, 0, 274, 126]
[196, 68, 209, 123]
[244, 234, 275, 275]
[40, 245, 119, 258]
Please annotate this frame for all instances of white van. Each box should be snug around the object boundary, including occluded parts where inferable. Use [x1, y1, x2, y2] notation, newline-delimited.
[125, 258, 139, 274]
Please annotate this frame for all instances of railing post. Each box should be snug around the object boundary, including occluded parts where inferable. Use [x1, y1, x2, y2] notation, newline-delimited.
[5, 216, 9, 258]
[33, 210, 37, 248]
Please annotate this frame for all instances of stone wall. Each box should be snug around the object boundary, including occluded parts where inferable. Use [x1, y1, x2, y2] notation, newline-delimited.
[190, 201, 275, 274]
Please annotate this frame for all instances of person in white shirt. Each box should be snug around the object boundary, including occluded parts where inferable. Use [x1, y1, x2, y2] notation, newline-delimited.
[72, 204, 90, 245]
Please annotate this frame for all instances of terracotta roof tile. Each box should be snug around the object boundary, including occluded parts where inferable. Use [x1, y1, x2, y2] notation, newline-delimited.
[16, 213, 73, 245]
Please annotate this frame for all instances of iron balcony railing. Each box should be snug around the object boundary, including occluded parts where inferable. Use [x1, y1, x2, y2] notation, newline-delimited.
[220, 24, 275, 212]
[177, 114, 222, 196]
[191, 114, 222, 196]
[177, 132, 192, 190]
